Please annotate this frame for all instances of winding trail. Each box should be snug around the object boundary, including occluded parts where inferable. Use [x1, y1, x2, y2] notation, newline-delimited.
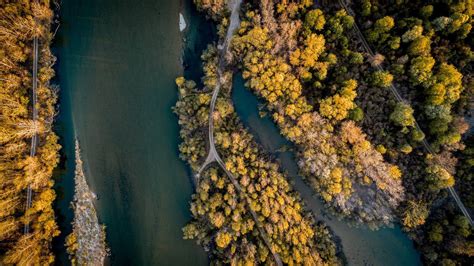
[194, 1, 283, 265]
[338, 0, 473, 226]
[24, 36, 39, 234]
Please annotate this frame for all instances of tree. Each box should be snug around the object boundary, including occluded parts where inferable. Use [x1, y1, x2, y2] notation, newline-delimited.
[411, 128, 425, 142]
[432, 63, 463, 104]
[390, 102, 415, 128]
[428, 223, 444, 242]
[183, 223, 199, 239]
[300, 33, 326, 68]
[350, 52, 364, 64]
[361, 0, 371, 16]
[408, 36, 431, 56]
[349, 107, 364, 122]
[402, 25, 423, 43]
[409, 56, 435, 85]
[367, 16, 395, 44]
[319, 80, 357, 121]
[388, 36, 400, 50]
[370, 53, 385, 67]
[426, 83, 446, 105]
[420, 5, 434, 19]
[371, 70, 393, 88]
[375, 16, 395, 32]
[453, 215, 471, 237]
[400, 144, 413, 154]
[426, 164, 455, 191]
[305, 9, 325, 31]
[402, 200, 429, 228]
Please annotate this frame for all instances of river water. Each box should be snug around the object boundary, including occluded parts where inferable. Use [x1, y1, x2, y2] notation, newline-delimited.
[53, 0, 421, 265]
[53, 0, 208, 264]
[231, 74, 421, 266]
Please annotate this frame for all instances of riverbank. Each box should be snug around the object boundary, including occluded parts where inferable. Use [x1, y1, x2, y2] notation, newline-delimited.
[65, 141, 108, 265]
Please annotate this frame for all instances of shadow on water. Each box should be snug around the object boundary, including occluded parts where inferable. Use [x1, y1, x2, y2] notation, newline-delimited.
[181, 0, 217, 86]
[231, 73, 421, 266]
[51, 19, 75, 264]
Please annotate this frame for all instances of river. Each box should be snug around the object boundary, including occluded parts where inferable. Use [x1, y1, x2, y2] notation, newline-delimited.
[53, 0, 208, 264]
[231, 74, 421, 266]
[52, 0, 421, 265]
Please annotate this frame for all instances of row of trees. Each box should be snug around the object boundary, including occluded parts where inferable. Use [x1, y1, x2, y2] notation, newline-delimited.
[0, 1, 61, 264]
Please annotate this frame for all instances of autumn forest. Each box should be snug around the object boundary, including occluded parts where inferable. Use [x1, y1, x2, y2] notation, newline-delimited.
[0, 0, 473, 265]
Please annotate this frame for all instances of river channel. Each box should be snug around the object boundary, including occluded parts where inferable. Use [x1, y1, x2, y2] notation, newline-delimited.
[53, 0, 208, 264]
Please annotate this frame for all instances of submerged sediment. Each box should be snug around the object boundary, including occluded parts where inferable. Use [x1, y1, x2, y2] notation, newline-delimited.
[65, 141, 108, 265]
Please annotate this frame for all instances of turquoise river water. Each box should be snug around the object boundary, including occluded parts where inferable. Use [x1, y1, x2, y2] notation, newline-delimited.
[52, 0, 420, 265]
[53, 0, 208, 264]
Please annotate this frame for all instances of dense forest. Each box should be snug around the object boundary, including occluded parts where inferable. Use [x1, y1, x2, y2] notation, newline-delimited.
[0, 0, 60, 264]
[349, 0, 473, 264]
[175, 46, 339, 265]
[180, 0, 474, 264]
[175, 0, 342, 263]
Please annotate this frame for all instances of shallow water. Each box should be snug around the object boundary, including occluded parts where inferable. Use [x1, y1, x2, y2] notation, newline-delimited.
[53, 0, 208, 264]
[231, 74, 421, 266]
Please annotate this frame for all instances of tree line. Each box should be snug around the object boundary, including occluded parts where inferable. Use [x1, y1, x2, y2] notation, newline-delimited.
[0, 1, 61, 264]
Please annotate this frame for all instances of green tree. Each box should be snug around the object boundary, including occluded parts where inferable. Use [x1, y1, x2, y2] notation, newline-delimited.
[420, 5, 434, 18]
[371, 70, 393, 88]
[305, 9, 325, 31]
[350, 52, 364, 64]
[409, 56, 435, 85]
[411, 128, 425, 142]
[432, 63, 463, 104]
[390, 102, 415, 128]
[426, 164, 455, 191]
[349, 107, 364, 122]
[428, 223, 444, 242]
[361, 0, 371, 16]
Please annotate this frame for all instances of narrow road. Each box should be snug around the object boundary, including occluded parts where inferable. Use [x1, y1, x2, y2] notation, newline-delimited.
[194, 1, 283, 265]
[24, 36, 39, 234]
[338, 0, 473, 226]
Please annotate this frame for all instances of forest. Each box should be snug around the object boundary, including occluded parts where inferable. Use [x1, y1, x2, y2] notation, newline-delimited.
[175, 44, 339, 264]
[0, 0, 60, 264]
[180, 0, 473, 264]
[349, 0, 473, 264]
